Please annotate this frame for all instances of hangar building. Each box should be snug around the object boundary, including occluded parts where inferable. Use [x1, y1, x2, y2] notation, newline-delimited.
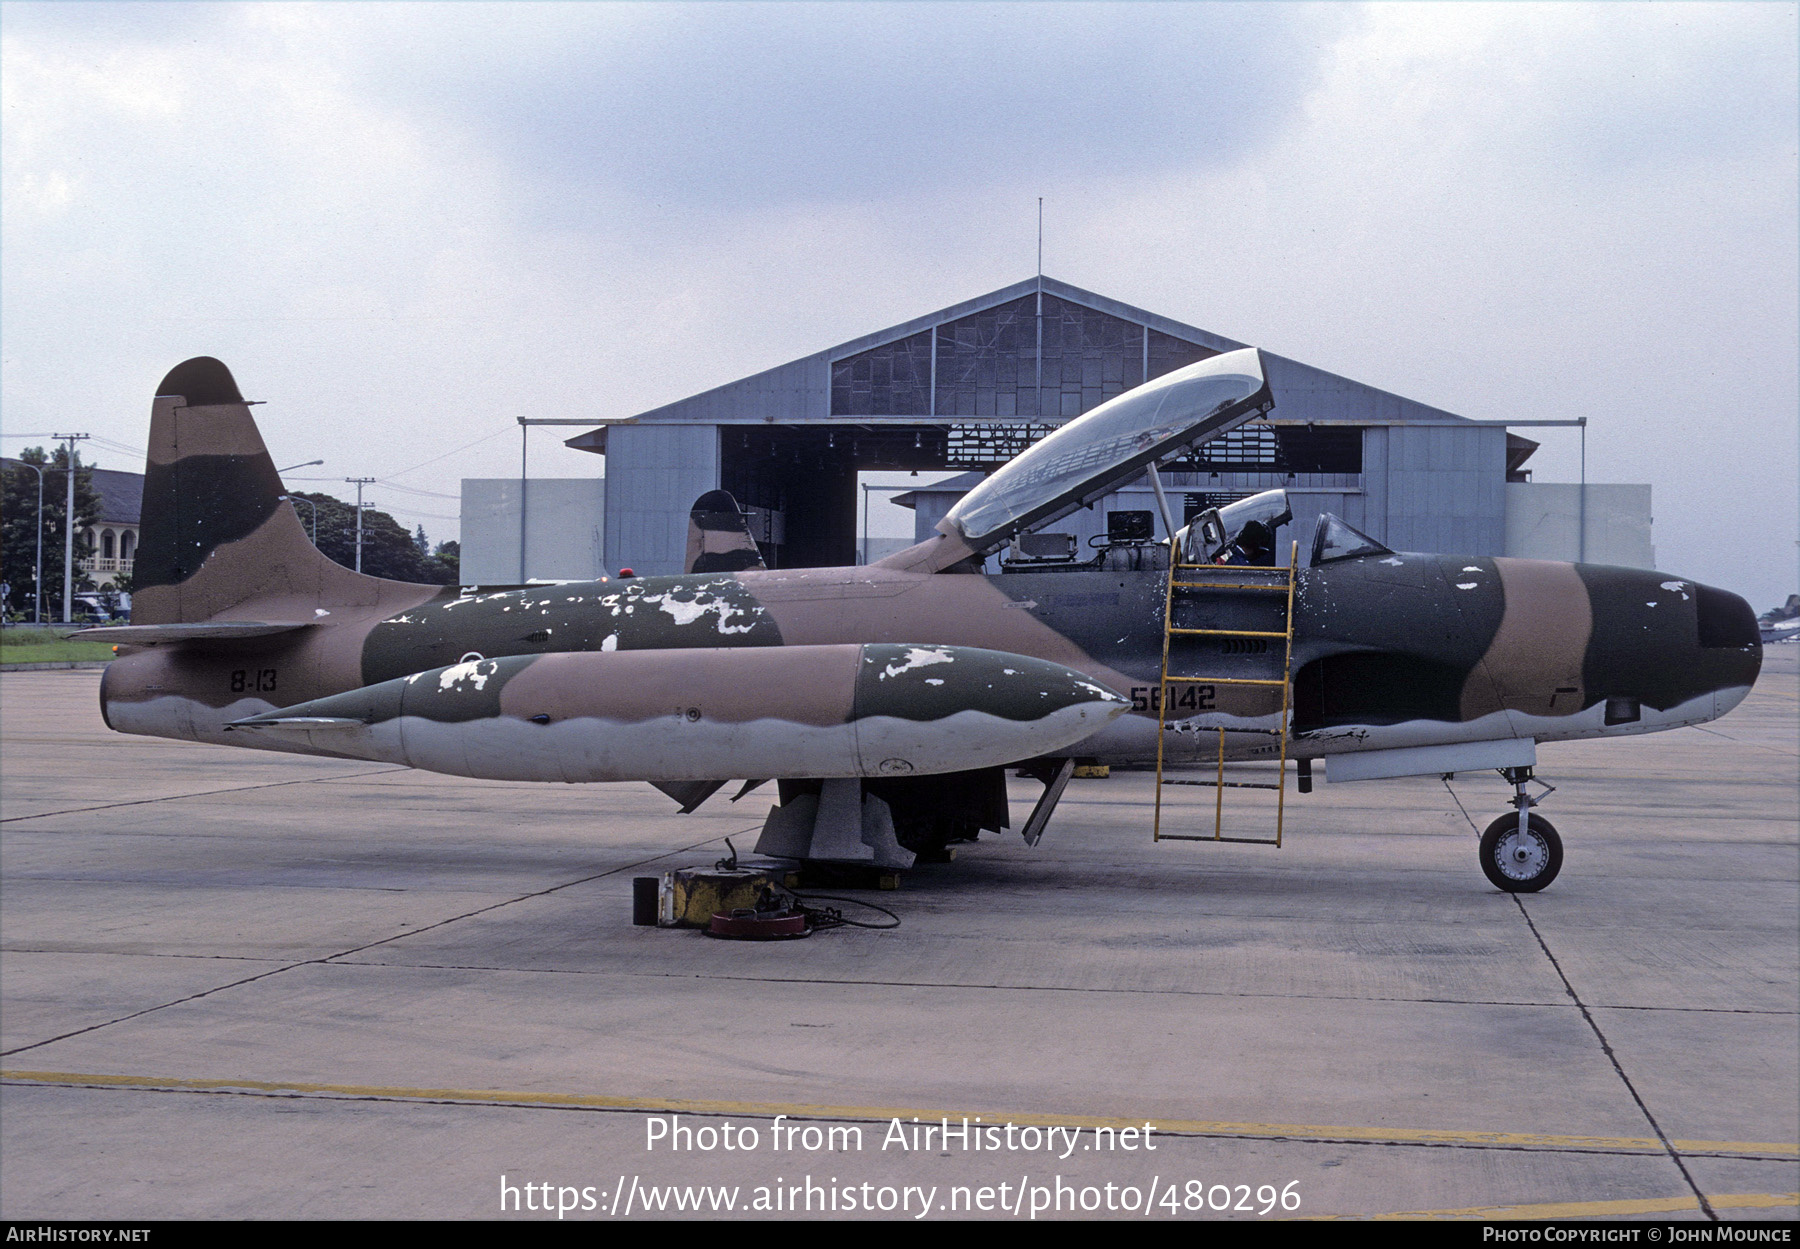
[463, 277, 1650, 579]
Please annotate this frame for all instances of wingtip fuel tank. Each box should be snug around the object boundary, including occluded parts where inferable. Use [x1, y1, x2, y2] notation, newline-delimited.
[225, 643, 1130, 783]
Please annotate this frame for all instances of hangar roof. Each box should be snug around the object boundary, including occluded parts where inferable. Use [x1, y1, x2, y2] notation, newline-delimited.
[566, 276, 1477, 454]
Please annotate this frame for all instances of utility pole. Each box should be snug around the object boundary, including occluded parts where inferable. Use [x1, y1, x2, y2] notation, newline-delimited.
[52, 434, 89, 622]
[346, 478, 376, 573]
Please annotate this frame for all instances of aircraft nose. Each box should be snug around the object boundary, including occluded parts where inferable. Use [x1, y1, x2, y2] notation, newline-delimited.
[1693, 580, 1762, 695]
[1579, 570, 1760, 719]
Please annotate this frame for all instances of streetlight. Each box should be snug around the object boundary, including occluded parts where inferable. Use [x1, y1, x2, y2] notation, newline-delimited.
[2, 457, 44, 623]
[278, 494, 318, 545]
[276, 459, 323, 475]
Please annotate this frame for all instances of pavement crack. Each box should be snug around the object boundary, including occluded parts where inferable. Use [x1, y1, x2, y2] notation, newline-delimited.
[0, 767, 413, 824]
[1685, 725, 1799, 757]
[292, 959, 1794, 1015]
[0, 828, 754, 1059]
[1513, 894, 1719, 1221]
[0, 962, 318, 1059]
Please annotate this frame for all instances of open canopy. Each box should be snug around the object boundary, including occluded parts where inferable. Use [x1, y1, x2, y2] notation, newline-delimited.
[939, 347, 1273, 557]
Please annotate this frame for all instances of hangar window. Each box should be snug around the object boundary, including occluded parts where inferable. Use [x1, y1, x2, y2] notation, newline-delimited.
[933, 295, 1215, 422]
[1167, 424, 1363, 474]
[830, 295, 1231, 433]
[946, 421, 1058, 468]
[935, 295, 1039, 417]
[1148, 329, 1216, 381]
[830, 330, 933, 417]
[1036, 295, 1149, 416]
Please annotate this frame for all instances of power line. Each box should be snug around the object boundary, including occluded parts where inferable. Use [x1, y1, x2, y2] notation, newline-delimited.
[382, 425, 514, 480]
[376, 480, 460, 500]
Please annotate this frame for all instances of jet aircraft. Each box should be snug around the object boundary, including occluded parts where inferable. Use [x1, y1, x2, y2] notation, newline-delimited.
[82, 353, 1762, 892]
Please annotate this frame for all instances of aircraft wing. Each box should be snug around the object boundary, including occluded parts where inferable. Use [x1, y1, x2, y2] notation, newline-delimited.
[68, 621, 317, 645]
[936, 346, 1273, 559]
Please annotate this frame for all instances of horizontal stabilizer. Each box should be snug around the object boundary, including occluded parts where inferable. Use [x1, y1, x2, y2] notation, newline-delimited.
[70, 621, 317, 645]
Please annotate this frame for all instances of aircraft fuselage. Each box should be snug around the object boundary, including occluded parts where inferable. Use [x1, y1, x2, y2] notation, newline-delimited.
[100, 550, 1761, 770]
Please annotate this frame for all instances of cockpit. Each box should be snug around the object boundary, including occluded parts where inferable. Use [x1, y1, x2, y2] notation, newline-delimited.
[1308, 513, 1391, 566]
[1178, 489, 1294, 566]
[1178, 489, 1392, 569]
[922, 348, 1394, 577]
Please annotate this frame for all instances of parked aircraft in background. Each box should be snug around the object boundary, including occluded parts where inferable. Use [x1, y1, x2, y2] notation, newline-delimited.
[81, 352, 1761, 892]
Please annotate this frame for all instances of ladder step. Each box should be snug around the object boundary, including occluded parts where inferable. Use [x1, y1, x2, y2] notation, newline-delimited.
[1166, 680, 1296, 691]
[1174, 563, 1292, 574]
[1154, 539, 1297, 852]
[1167, 627, 1290, 638]
[1156, 834, 1284, 845]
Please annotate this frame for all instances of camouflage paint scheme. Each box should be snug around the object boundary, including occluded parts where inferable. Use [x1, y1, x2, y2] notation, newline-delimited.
[94, 357, 1761, 843]
[226, 643, 1130, 782]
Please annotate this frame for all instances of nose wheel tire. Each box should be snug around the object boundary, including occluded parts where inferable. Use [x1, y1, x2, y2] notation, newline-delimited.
[1479, 813, 1563, 893]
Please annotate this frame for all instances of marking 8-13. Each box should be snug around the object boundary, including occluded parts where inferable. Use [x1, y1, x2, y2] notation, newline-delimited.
[230, 669, 278, 694]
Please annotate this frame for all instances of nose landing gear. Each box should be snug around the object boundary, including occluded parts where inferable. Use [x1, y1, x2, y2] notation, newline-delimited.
[1479, 766, 1562, 892]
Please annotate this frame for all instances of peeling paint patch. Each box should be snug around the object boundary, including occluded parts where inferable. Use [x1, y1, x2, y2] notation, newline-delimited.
[649, 589, 761, 634]
[438, 659, 499, 692]
[880, 646, 955, 680]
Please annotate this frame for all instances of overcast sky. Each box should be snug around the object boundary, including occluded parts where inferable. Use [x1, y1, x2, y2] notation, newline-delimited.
[2, 1, 1795, 607]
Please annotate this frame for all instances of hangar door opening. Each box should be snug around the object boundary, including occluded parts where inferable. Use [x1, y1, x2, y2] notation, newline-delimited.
[720, 425, 948, 569]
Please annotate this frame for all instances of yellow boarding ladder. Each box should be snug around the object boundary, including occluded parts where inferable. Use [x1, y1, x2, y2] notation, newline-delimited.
[1153, 540, 1299, 845]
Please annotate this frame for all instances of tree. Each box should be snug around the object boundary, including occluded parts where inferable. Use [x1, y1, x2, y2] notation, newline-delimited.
[2, 447, 99, 621]
[286, 492, 457, 585]
[432, 539, 460, 583]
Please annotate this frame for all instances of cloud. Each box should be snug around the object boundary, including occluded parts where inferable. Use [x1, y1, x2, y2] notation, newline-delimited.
[1321, 3, 1797, 177]
[292, 3, 1357, 220]
[0, 1, 1793, 607]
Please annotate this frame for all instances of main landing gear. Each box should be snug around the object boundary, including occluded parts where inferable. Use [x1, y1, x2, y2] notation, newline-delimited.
[1479, 766, 1562, 892]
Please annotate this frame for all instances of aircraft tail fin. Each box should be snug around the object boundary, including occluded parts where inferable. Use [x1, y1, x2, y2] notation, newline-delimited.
[684, 489, 767, 574]
[132, 357, 435, 625]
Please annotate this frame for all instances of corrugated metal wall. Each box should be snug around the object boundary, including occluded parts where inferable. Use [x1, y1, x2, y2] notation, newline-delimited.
[602, 425, 720, 575]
